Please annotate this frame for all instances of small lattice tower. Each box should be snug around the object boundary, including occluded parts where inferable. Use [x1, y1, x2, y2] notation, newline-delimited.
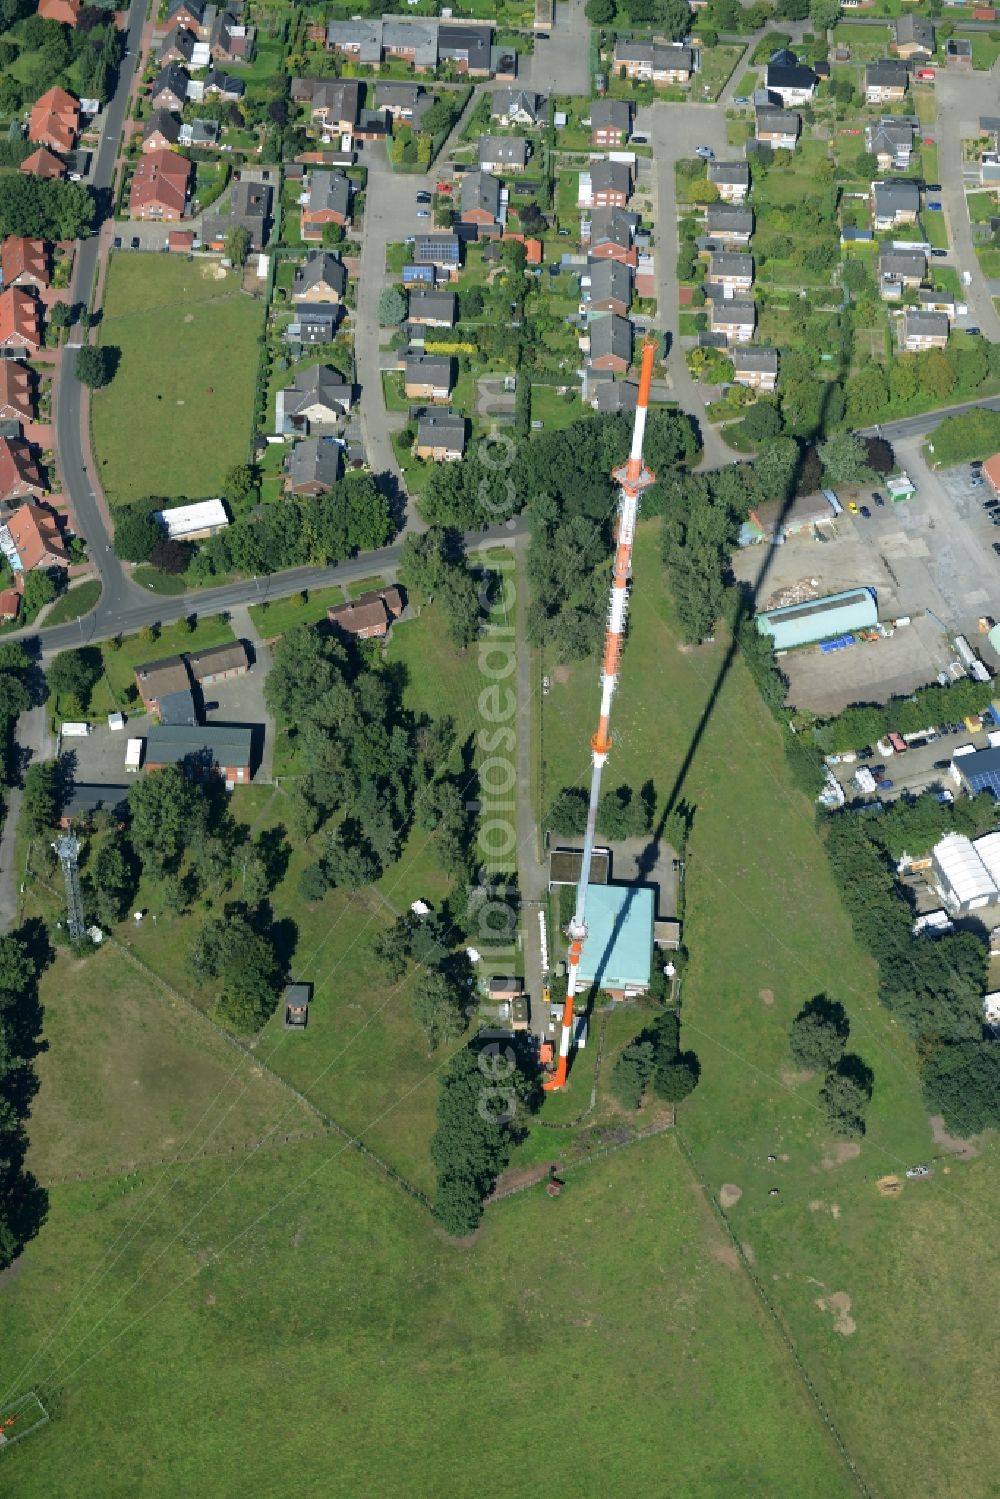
[53, 834, 85, 942]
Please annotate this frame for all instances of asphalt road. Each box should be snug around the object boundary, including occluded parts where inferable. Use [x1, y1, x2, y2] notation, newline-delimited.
[934, 62, 1000, 344]
[859, 394, 1000, 442]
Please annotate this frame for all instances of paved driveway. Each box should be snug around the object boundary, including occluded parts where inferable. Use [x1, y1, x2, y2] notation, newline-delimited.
[521, 0, 590, 96]
[935, 63, 1000, 343]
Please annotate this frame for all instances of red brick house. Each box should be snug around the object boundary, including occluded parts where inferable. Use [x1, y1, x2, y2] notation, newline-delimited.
[327, 586, 404, 640]
[0, 361, 34, 425]
[0, 288, 43, 355]
[19, 147, 65, 180]
[0, 438, 45, 505]
[0, 237, 49, 290]
[129, 149, 190, 220]
[28, 88, 80, 155]
[5, 501, 68, 571]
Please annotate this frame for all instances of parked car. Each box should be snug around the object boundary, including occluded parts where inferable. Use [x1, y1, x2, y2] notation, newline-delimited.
[971, 460, 984, 471]
[632, 134, 648, 144]
[933, 759, 951, 770]
[971, 478, 985, 488]
[878, 779, 894, 792]
[887, 731, 908, 753]
[859, 504, 872, 518]
[130, 236, 139, 249]
[992, 541, 1000, 554]
[966, 326, 981, 336]
[695, 145, 715, 159]
[872, 491, 884, 506]
[415, 191, 431, 203]
[848, 500, 859, 513]
[733, 96, 750, 106]
[931, 248, 947, 258]
[927, 200, 942, 211]
[925, 182, 941, 191]
[870, 763, 886, 775]
[416, 210, 430, 218]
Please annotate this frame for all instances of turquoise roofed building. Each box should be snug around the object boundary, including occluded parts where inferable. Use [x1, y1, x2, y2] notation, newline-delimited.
[756, 587, 877, 651]
[578, 884, 654, 1000]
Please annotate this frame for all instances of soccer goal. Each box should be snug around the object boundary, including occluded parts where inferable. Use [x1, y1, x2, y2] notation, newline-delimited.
[0, 1392, 49, 1451]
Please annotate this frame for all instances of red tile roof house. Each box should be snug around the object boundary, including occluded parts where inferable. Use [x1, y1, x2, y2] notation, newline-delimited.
[0, 590, 19, 624]
[129, 149, 191, 220]
[0, 438, 45, 505]
[586, 207, 638, 267]
[327, 586, 404, 639]
[0, 237, 49, 290]
[300, 171, 352, 239]
[0, 361, 35, 425]
[38, 0, 80, 26]
[5, 501, 69, 572]
[28, 88, 80, 155]
[983, 453, 1000, 496]
[19, 147, 65, 180]
[0, 288, 44, 356]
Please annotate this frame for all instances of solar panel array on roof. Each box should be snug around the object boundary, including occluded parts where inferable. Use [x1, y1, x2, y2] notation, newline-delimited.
[956, 746, 1000, 798]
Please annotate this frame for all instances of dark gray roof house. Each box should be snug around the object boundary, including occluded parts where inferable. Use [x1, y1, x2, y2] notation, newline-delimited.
[879, 247, 926, 280]
[894, 14, 935, 53]
[143, 110, 180, 148]
[151, 62, 190, 109]
[286, 436, 342, 494]
[407, 289, 457, 325]
[491, 88, 547, 126]
[413, 232, 460, 266]
[60, 784, 129, 825]
[589, 313, 633, 365]
[709, 251, 753, 280]
[460, 170, 501, 222]
[588, 205, 637, 250]
[872, 179, 920, 221]
[308, 170, 352, 220]
[202, 67, 245, 99]
[708, 160, 750, 190]
[144, 724, 253, 776]
[586, 257, 632, 307]
[287, 303, 339, 345]
[478, 134, 529, 170]
[327, 18, 382, 62]
[590, 98, 631, 134]
[765, 63, 816, 95]
[705, 203, 754, 238]
[593, 381, 638, 413]
[159, 24, 195, 63]
[276, 364, 354, 433]
[866, 60, 909, 93]
[404, 353, 454, 391]
[438, 22, 493, 70]
[415, 410, 467, 455]
[204, 177, 272, 249]
[589, 159, 632, 197]
[732, 347, 778, 377]
[158, 688, 198, 727]
[293, 251, 347, 301]
[178, 117, 219, 147]
[165, 0, 205, 23]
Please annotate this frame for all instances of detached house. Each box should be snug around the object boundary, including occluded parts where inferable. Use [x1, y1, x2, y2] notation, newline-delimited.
[707, 252, 753, 295]
[613, 40, 695, 84]
[709, 299, 756, 344]
[764, 61, 817, 105]
[706, 203, 753, 246]
[295, 78, 362, 137]
[866, 117, 914, 171]
[28, 87, 80, 155]
[38, 0, 80, 24]
[4, 500, 68, 570]
[919, 288, 958, 318]
[415, 410, 467, 463]
[328, 588, 403, 640]
[708, 161, 750, 202]
[590, 99, 632, 147]
[0, 237, 49, 291]
[587, 206, 638, 266]
[19, 148, 65, 181]
[866, 60, 909, 105]
[0, 437, 44, 505]
[407, 290, 457, 327]
[491, 89, 547, 128]
[584, 258, 632, 316]
[277, 366, 353, 434]
[460, 170, 502, 229]
[413, 232, 461, 270]
[588, 314, 632, 373]
[478, 135, 529, 173]
[893, 15, 935, 59]
[0, 361, 34, 425]
[755, 106, 800, 149]
[580, 159, 632, 209]
[878, 247, 926, 298]
[129, 149, 190, 220]
[292, 252, 347, 304]
[159, 25, 196, 66]
[732, 347, 779, 393]
[404, 355, 454, 402]
[871, 178, 919, 229]
[437, 22, 494, 76]
[151, 63, 190, 112]
[200, 70, 246, 102]
[301, 171, 352, 240]
[142, 110, 181, 153]
[0, 288, 43, 355]
[285, 436, 342, 496]
[902, 310, 948, 351]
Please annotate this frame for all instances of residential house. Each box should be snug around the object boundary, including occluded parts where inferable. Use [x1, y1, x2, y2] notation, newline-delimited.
[286, 304, 339, 345]
[871, 178, 920, 228]
[151, 64, 190, 112]
[141, 110, 181, 153]
[164, 0, 205, 32]
[581, 158, 632, 209]
[168, 229, 194, 253]
[945, 38, 972, 66]
[38, 0, 80, 24]
[708, 160, 750, 202]
[491, 89, 547, 128]
[0, 591, 19, 623]
[588, 313, 632, 372]
[587, 206, 639, 266]
[381, 18, 437, 71]
[327, 19, 383, 64]
[592, 381, 638, 414]
[292, 251, 347, 303]
[285, 436, 342, 495]
[153, 499, 229, 541]
[893, 14, 935, 58]
[866, 116, 914, 170]
[0, 361, 34, 425]
[143, 724, 253, 786]
[204, 177, 273, 249]
[902, 309, 949, 350]
[276, 365, 353, 434]
[407, 290, 457, 327]
[19, 148, 65, 180]
[404, 354, 453, 401]
[200, 70, 246, 102]
[413, 232, 461, 269]
[478, 135, 529, 172]
[981, 152, 1000, 186]
[374, 82, 427, 123]
[129, 149, 190, 220]
[0, 237, 49, 290]
[0, 288, 43, 355]
[705, 203, 753, 246]
[296, 78, 361, 137]
[732, 346, 779, 392]
[3, 500, 68, 570]
[919, 288, 958, 318]
[133, 656, 191, 715]
[707, 252, 753, 295]
[0, 437, 44, 505]
[584, 258, 632, 315]
[159, 25, 196, 66]
[437, 22, 493, 75]
[327, 587, 403, 639]
[590, 99, 632, 147]
[709, 298, 756, 344]
[178, 118, 220, 148]
[211, 12, 255, 63]
[460, 170, 502, 228]
[28, 87, 80, 154]
[878, 247, 926, 298]
[764, 62, 817, 105]
[187, 641, 250, 689]
[613, 40, 695, 84]
[755, 106, 800, 148]
[301, 171, 352, 240]
[415, 410, 467, 462]
[865, 60, 909, 104]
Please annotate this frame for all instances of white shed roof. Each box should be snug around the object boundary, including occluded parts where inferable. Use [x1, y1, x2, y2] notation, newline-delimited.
[974, 830, 1000, 888]
[933, 832, 998, 905]
[153, 499, 229, 539]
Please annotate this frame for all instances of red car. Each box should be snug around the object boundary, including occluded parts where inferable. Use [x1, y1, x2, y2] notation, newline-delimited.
[916, 68, 936, 80]
[436, 181, 452, 194]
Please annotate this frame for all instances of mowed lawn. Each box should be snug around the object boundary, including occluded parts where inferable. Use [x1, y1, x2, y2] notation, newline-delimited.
[541, 520, 1000, 1498]
[92, 255, 263, 505]
[0, 1135, 855, 1498]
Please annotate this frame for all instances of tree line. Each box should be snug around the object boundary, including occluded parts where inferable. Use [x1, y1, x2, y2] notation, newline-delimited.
[0, 926, 50, 1271]
[610, 1008, 700, 1112]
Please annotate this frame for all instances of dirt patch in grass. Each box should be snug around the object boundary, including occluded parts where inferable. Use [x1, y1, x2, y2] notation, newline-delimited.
[930, 1116, 978, 1160]
[816, 1290, 856, 1337]
[821, 1141, 861, 1170]
[712, 1244, 740, 1270]
[877, 1175, 902, 1196]
[742, 1242, 755, 1264]
[719, 1183, 742, 1208]
[759, 988, 774, 1006]
[782, 1068, 813, 1087]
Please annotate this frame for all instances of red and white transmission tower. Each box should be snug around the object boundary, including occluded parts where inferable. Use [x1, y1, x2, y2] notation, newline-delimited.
[544, 337, 658, 1092]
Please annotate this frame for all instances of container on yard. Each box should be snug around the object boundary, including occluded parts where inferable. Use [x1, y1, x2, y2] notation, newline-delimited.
[61, 722, 91, 737]
[125, 738, 143, 772]
[964, 715, 983, 732]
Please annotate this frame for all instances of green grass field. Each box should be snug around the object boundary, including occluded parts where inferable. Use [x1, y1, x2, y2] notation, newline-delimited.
[92, 256, 264, 506]
[540, 522, 1000, 1498]
[42, 581, 102, 627]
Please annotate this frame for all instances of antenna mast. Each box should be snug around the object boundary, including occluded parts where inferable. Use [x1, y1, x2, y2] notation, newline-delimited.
[544, 338, 657, 1091]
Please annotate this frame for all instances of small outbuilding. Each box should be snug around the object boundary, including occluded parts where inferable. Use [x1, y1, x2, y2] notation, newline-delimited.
[283, 982, 312, 1029]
